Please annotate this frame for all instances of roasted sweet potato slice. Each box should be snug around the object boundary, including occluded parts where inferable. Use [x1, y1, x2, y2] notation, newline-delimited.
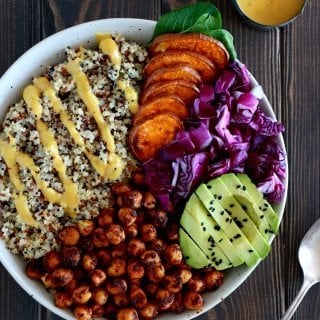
[149, 33, 229, 70]
[140, 80, 200, 106]
[144, 64, 202, 89]
[133, 95, 188, 125]
[129, 113, 183, 162]
[144, 50, 217, 83]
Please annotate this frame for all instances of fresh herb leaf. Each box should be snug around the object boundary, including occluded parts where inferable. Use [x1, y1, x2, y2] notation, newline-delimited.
[153, 2, 222, 39]
[183, 13, 221, 33]
[203, 29, 237, 60]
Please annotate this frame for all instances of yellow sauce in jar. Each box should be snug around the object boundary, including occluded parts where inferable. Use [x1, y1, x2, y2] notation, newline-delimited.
[236, 0, 305, 26]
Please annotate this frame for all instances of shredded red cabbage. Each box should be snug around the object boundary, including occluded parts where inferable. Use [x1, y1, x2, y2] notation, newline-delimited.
[143, 60, 286, 208]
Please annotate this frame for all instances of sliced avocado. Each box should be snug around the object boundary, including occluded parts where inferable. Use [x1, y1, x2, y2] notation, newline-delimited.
[195, 184, 260, 267]
[219, 173, 275, 239]
[185, 194, 243, 267]
[180, 210, 232, 270]
[179, 228, 212, 269]
[236, 173, 279, 233]
[206, 178, 270, 259]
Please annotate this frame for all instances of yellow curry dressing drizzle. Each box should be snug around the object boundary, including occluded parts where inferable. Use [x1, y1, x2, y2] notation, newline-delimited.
[0, 138, 38, 228]
[65, 59, 124, 180]
[34, 77, 124, 181]
[22, 85, 79, 218]
[117, 80, 139, 114]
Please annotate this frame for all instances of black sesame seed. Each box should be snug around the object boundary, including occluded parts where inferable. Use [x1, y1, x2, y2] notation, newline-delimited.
[185, 256, 190, 260]
[234, 234, 241, 239]
[208, 248, 213, 251]
[230, 239, 233, 242]
[248, 250, 253, 253]
[225, 209, 232, 215]
[243, 218, 248, 222]
[211, 252, 215, 257]
[263, 208, 267, 212]
[230, 204, 235, 208]
[236, 185, 241, 189]
[264, 203, 269, 207]
[203, 227, 206, 231]
[207, 185, 212, 189]
[220, 211, 224, 215]
[260, 215, 264, 219]
[265, 229, 269, 234]
[226, 218, 229, 222]
[201, 222, 204, 226]
[207, 213, 211, 217]
[242, 205, 247, 211]
[218, 239, 223, 243]
[214, 194, 217, 199]
[214, 225, 221, 231]
[242, 186, 246, 191]
[210, 200, 214, 205]
[218, 195, 222, 200]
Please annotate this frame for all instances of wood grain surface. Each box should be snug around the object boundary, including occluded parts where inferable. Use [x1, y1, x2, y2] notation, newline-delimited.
[0, 1, 319, 319]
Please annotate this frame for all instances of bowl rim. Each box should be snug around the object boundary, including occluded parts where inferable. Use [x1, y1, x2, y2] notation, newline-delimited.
[0, 17, 288, 320]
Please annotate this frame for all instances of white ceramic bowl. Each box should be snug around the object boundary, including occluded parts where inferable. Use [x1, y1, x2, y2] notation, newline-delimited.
[0, 18, 287, 320]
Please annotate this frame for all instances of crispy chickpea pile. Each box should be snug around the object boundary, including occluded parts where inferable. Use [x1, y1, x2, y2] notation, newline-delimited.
[26, 170, 224, 320]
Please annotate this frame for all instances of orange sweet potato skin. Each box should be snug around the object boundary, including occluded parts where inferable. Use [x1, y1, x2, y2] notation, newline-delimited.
[129, 113, 183, 162]
[133, 95, 188, 125]
[143, 64, 202, 89]
[149, 33, 229, 70]
[143, 50, 217, 83]
[139, 80, 200, 106]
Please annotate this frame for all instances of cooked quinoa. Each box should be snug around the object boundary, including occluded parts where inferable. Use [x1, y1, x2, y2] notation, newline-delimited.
[0, 33, 148, 259]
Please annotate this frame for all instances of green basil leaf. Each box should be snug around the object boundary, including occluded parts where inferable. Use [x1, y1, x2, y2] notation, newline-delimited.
[203, 29, 237, 60]
[184, 13, 221, 33]
[152, 2, 222, 39]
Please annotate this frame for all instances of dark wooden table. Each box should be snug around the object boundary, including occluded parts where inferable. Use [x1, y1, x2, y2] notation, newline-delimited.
[0, 1, 319, 319]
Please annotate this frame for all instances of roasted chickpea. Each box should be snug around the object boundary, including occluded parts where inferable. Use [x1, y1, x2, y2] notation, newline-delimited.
[92, 227, 110, 248]
[176, 269, 192, 284]
[140, 224, 157, 242]
[145, 283, 159, 296]
[26, 259, 45, 279]
[131, 168, 146, 186]
[142, 192, 156, 210]
[130, 286, 148, 309]
[169, 292, 184, 314]
[111, 182, 131, 195]
[61, 246, 81, 268]
[203, 269, 224, 290]
[121, 190, 143, 209]
[41, 273, 55, 289]
[146, 209, 168, 227]
[148, 239, 166, 255]
[51, 268, 74, 288]
[146, 263, 165, 283]
[43, 251, 62, 272]
[54, 291, 73, 308]
[118, 207, 137, 226]
[96, 248, 112, 266]
[98, 208, 115, 227]
[111, 243, 127, 258]
[113, 293, 129, 307]
[127, 259, 145, 280]
[139, 302, 158, 320]
[74, 305, 93, 320]
[107, 258, 126, 277]
[156, 289, 175, 311]
[58, 226, 80, 246]
[77, 220, 95, 236]
[117, 307, 139, 320]
[72, 285, 92, 304]
[92, 304, 104, 318]
[106, 278, 128, 295]
[106, 224, 125, 245]
[128, 239, 146, 257]
[165, 223, 179, 241]
[123, 223, 138, 238]
[90, 269, 107, 287]
[78, 237, 94, 253]
[82, 253, 98, 271]
[183, 291, 204, 310]
[188, 276, 206, 293]
[164, 244, 183, 265]
[92, 287, 108, 305]
[141, 250, 160, 266]
[163, 274, 183, 293]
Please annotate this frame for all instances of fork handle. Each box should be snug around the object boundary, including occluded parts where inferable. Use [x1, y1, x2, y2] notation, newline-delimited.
[281, 278, 315, 320]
